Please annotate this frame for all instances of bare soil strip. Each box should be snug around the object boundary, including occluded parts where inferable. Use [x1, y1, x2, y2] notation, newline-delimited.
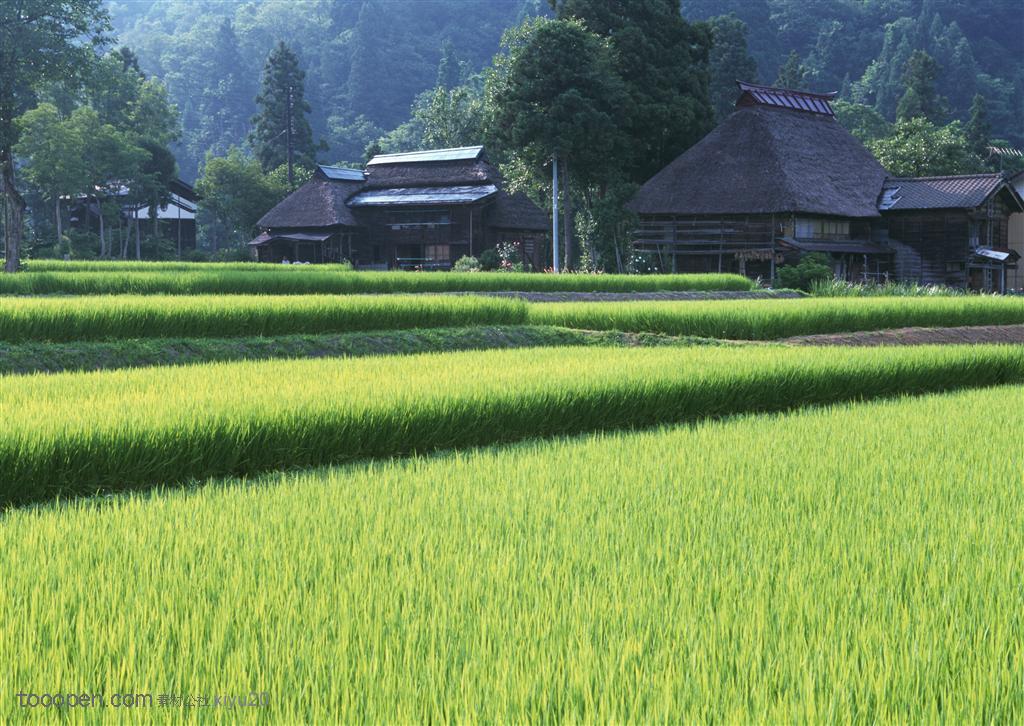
[784, 324, 1024, 346]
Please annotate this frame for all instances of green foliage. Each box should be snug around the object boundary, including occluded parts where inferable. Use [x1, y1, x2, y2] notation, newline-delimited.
[452, 255, 481, 273]
[965, 94, 991, 159]
[379, 83, 486, 154]
[707, 14, 758, 122]
[868, 117, 983, 177]
[1, 344, 1024, 505]
[194, 147, 293, 249]
[528, 296, 1024, 340]
[896, 50, 946, 123]
[832, 100, 892, 144]
[776, 252, 833, 292]
[249, 42, 319, 173]
[810, 279, 968, 297]
[774, 50, 807, 88]
[478, 248, 500, 271]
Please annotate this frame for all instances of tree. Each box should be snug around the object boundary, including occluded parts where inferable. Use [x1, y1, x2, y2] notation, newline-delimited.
[552, 0, 715, 183]
[193, 19, 254, 161]
[707, 14, 758, 123]
[0, 0, 111, 271]
[194, 147, 293, 250]
[868, 117, 982, 177]
[379, 83, 485, 153]
[832, 100, 892, 144]
[250, 41, 318, 177]
[895, 49, 946, 123]
[14, 104, 89, 246]
[775, 50, 807, 89]
[965, 94, 990, 160]
[487, 18, 629, 270]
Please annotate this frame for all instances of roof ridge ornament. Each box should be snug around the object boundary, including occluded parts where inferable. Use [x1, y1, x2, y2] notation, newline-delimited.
[735, 80, 837, 116]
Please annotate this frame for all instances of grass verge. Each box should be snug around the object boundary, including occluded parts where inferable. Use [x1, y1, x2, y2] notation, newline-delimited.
[3, 385, 1022, 721]
[3, 344, 1024, 505]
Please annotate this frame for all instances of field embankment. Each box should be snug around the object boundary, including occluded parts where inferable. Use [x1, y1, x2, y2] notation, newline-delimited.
[784, 323, 1024, 346]
[0, 268, 756, 295]
[0, 327, 719, 376]
[529, 296, 1024, 339]
[3, 344, 1024, 506]
[4, 385, 1022, 722]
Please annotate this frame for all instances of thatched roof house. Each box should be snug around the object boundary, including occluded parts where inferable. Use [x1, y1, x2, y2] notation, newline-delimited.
[251, 146, 548, 268]
[630, 81, 1024, 291]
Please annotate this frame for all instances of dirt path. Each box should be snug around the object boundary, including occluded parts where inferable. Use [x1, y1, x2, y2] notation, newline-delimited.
[784, 324, 1024, 346]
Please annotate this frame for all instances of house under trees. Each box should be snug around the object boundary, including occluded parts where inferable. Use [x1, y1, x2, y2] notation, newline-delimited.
[252, 146, 549, 269]
[630, 82, 1024, 292]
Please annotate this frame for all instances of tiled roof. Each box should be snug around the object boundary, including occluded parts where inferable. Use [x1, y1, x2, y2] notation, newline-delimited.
[735, 81, 836, 116]
[879, 174, 1007, 210]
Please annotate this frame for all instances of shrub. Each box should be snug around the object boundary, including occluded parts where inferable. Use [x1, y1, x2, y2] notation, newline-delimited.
[453, 255, 481, 273]
[776, 252, 833, 291]
[478, 248, 500, 271]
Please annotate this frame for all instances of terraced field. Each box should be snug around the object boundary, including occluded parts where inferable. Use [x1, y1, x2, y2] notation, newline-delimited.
[2, 264, 1020, 722]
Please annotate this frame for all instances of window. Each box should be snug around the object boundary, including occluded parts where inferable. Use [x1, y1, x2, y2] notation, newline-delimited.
[424, 244, 450, 261]
[386, 209, 451, 230]
[795, 218, 850, 239]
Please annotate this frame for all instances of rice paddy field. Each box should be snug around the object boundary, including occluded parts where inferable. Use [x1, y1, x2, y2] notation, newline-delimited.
[2, 262, 1022, 722]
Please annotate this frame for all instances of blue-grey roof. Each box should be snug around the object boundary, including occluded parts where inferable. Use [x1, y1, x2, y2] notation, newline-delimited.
[366, 146, 484, 166]
[317, 165, 365, 181]
[879, 174, 1010, 211]
[348, 184, 498, 207]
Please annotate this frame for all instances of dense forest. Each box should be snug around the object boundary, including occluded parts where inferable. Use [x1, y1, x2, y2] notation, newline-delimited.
[107, 0, 1022, 181]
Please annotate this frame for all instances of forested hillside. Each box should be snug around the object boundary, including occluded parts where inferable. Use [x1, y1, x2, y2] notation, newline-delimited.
[108, 0, 1022, 182]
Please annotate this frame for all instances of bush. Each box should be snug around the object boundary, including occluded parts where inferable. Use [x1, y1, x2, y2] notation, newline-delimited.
[453, 255, 481, 273]
[776, 253, 833, 291]
[478, 248, 500, 271]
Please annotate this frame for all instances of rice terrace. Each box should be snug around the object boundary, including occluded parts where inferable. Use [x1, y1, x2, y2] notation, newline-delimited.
[4, 0, 1024, 722]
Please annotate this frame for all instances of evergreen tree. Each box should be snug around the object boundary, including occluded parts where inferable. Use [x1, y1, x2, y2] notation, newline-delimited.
[707, 14, 758, 123]
[435, 39, 463, 90]
[250, 41, 318, 173]
[194, 20, 253, 162]
[775, 50, 807, 89]
[965, 94, 990, 160]
[896, 49, 946, 123]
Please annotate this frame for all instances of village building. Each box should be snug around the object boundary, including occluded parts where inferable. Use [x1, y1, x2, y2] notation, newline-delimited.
[69, 179, 200, 254]
[630, 81, 1024, 291]
[252, 146, 549, 269]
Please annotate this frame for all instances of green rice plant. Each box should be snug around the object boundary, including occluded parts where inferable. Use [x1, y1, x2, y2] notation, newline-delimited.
[0, 294, 526, 342]
[529, 295, 1024, 339]
[0, 267, 756, 295]
[2, 385, 1022, 722]
[2, 344, 1024, 505]
[810, 278, 969, 296]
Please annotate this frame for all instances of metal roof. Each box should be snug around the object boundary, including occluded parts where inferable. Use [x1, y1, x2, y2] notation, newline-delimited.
[973, 247, 1020, 262]
[347, 184, 498, 207]
[366, 146, 484, 166]
[317, 165, 365, 181]
[879, 174, 1008, 211]
[248, 230, 333, 246]
[736, 81, 836, 116]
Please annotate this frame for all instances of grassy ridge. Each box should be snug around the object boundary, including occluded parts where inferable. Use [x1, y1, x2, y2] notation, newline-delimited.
[0, 327, 718, 376]
[4, 385, 1022, 722]
[3, 344, 1024, 505]
[0, 268, 756, 295]
[529, 296, 1024, 338]
[0, 294, 526, 342]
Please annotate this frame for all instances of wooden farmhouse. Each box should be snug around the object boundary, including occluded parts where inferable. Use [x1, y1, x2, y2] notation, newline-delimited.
[252, 146, 549, 269]
[70, 179, 200, 253]
[630, 81, 1024, 291]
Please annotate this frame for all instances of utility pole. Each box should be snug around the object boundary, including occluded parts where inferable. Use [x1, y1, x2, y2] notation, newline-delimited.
[552, 154, 560, 273]
[286, 85, 294, 189]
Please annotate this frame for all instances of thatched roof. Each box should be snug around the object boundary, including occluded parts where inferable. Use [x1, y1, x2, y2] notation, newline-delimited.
[486, 190, 549, 231]
[629, 102, 888, 218]
[257, 175, 363, 229]
[364, 146, 500, 189]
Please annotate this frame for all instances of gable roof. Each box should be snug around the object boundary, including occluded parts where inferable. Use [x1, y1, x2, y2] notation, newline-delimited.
[629, 101, 888, 218]
[879, 174, 1024, 211]
[366, 146, 484, 166]
[257, 175, 363, 229]
[735, 81, 837, 116]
